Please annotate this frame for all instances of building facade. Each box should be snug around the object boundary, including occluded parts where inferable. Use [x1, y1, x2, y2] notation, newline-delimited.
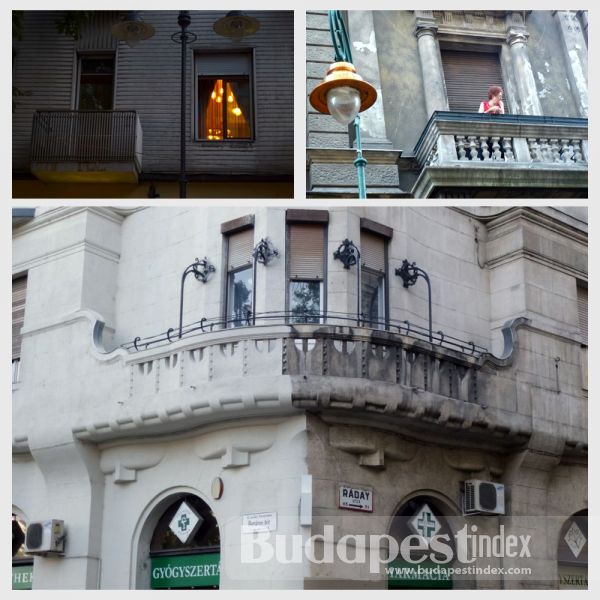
[307, 10, 588, 198]
[13, 206, 587, 589]
[12, 11, 294, 199]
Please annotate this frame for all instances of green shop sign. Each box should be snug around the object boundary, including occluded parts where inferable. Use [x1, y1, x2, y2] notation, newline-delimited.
[388, 560, 452, 589]
[12, 564, 33, 590]
[151, 553, 220, 589]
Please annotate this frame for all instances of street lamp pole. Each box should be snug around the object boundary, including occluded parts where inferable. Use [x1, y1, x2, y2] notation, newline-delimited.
[171, 11, 197, 199]
[309, 11, 377, 199]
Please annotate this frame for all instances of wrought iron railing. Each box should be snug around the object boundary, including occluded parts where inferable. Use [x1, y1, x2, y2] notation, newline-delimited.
[31, 110, 140, 164]
[120, 310, 488, 357]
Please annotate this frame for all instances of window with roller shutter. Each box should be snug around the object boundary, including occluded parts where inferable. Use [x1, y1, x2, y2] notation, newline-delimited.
[440, 49, 507, 113]
[287, 223, 326, 323]
[360, 230, 387, 328]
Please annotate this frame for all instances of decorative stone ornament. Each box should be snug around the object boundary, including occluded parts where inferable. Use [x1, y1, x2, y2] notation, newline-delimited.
[564, 521, 586, 558]
[169, 501, 203, 544]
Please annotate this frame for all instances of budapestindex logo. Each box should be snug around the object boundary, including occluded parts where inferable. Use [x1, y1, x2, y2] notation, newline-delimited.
[240, 524, 532, 573]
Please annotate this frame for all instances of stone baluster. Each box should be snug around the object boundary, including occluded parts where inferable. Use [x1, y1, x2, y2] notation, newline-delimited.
[479, 136, 490, 161]
[571, 139, 583, 163]
[430, 357, 441, 395]
[528, 138, 541, 161]
[457, 367, 471, 402]
[455, 136, 468, 160]
[467, 136, 479, 161]
[560, 139, 572, 163]
[501, 138, 515, 161]
[550, 139, 561, 162]
[491, 137, 502, 160]
[539, 139, 551, 162]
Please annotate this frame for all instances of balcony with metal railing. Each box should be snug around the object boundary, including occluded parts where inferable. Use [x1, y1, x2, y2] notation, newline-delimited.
[40, 308, 539, 450]
[412, 112, 588, 197]
[30, 111, 142, 184]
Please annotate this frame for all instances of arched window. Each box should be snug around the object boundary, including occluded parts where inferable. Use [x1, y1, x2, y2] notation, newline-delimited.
[149, 495, 220, 589]
[388, 496, 456, 589]
[557, 510, 587, 589]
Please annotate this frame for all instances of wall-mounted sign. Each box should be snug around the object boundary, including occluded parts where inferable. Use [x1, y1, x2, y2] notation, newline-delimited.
[409, 503, 441, 543]
[12, 564, 33, 590]
[169, 501, 203, 544]
[151, 553, 220, 589]
[339, 484, 373, 512]
[388, 560, 452, 589]
[242, 512, 277, 533]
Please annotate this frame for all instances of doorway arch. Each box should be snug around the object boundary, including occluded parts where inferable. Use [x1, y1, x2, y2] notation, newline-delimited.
[387, 492, 461, 590]
[557, 509, 587, 589]
[132, 489, 220, 589]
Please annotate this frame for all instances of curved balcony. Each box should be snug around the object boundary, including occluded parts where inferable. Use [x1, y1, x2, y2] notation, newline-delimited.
[12, 309, 586, 458]
[13, 309, 527, 444]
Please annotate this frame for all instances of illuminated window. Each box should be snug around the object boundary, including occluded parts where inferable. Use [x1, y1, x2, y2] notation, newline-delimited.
[196, 53, 252, 140]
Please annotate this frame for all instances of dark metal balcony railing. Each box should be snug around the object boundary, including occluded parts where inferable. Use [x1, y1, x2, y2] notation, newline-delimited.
[31, 110, 140, 163]
[120, 310, 488, 358]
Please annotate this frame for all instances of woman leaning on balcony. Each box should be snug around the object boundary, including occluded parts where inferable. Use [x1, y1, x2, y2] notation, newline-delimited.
[478, 85, 505, 115]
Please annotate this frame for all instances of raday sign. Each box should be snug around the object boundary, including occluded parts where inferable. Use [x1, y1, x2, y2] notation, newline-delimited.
[151, 553, 220, 589]
[338, 484, 373, 512]
[242, 512, 277, 533]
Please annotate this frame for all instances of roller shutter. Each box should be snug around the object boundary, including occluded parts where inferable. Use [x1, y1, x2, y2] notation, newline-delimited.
[441, 50, 505, 113]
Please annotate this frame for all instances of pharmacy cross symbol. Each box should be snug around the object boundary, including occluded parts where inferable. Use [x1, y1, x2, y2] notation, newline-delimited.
[178, 513, 190, 532]
[416, 511, 437, 539]
[409, 503, 441, 542]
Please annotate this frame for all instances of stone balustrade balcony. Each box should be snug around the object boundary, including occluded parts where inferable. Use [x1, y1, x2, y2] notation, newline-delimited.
[412, 112, 588, 197]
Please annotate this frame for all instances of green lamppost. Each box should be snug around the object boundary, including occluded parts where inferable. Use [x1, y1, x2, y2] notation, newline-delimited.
[309, 11, 377, 199]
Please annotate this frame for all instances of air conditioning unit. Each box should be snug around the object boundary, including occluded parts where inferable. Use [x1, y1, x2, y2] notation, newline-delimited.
[463, 480, 505, 515]
[25, 520, 65, 555]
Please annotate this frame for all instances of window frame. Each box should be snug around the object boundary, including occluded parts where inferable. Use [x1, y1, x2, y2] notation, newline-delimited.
[359, 218, 392, 330]
[285, 216, 328, 324]
[194, 49, 256, 143]
[221, 217, 255, 328]
[226, 263, 254, 328]
[75, 52, 116, 111]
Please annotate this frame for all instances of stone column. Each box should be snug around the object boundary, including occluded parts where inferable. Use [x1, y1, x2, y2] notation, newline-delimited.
[553, 11, 588, 117]
[506, 26, 543, 116]
[414, 15, 448, 118]
[347, 11, 393, 149]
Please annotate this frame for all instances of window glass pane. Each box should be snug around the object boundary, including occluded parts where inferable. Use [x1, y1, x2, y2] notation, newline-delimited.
[226, 81, 251, 139]
[78, 57, 114, 110]
[227, 267, 253, 327]
[290, 281, 321, 323]
[361, 270, 385, 327]
[199, 77, 251, 140]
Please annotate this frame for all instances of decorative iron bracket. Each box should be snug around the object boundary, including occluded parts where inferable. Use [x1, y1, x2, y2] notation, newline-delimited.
[252, 238, 279, 266]
[179, 257, 216, 339]
[395, 259, 433, 342]
[333, 238, 360, 270]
